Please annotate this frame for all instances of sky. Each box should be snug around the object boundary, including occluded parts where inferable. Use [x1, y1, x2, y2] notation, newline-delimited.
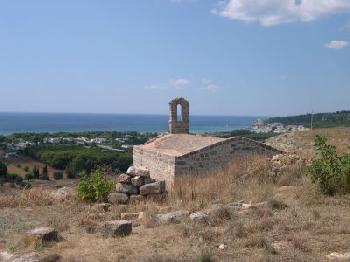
[0, 0, 349, 116]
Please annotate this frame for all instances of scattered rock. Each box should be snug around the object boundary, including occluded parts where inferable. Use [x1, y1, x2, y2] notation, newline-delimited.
[134, 168, 150, 177]
[117, 173, 131, 184]
[101, 220, 132, 238]
[189, 212, 208, 222]
[327, 252, 350, 261]
[27, 227, 59, 243]
[94, 203, 111, 212]
[126, 166, 137, 176]
[129, 195, 144, 202]
[51, 187, 74, 201]
[115, 183, 138, 195]
[143, 177, 155, 184]
[205, 204, 225, 216]
[39, 254, 62, 262]
[218, 244, 226, 250]
[241, 201, 267, 209]
[140, 181, 165, 196]
[0, 252, 40, 262]
[271, 241, 291, 253]
[131, 176, 144, 187]
[108, 193, 129, 204]
[157, 210, 189, 224]
[121, 212, 144, 220]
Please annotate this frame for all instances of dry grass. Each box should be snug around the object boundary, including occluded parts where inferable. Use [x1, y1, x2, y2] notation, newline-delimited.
[0, 187, 55, 208]
[1, 129, 350, 261]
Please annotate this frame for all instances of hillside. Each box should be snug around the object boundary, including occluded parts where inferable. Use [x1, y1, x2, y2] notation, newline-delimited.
[1, 128, 350, 261]
[266, 110, 350, 128]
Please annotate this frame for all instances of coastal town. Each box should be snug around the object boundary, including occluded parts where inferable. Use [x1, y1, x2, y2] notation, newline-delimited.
[251, 119, 308, 134]
[0, 131, 157, 159]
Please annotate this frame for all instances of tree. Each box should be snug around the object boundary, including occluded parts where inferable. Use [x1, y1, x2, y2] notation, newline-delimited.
[0, 161, 7, 183]
[33, 166, 40, 179]
[40, 164, 49, 180]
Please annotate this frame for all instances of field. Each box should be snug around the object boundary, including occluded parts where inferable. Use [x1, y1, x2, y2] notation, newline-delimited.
[5, 157, 66, 180]
[1, 127, 350, 261]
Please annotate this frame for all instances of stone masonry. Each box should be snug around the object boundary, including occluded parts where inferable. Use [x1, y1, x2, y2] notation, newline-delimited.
[168, 97, 189, 134]
[133, 98, 281, 188]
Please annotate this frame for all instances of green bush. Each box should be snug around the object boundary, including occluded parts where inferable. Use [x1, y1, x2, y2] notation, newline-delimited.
[307, 135, 350, 195]
[15, 176, 23, 185]
[25, 172, 34, 181]
[77, 170, 114, 203]
[53, 171, 63, 180]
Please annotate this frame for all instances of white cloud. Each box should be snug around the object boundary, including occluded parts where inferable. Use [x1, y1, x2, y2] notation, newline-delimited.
[145, 78, 190, 91]
[201, 79, 219, 91]
[325, 40, 349, 49]
[144, 85, 165, 90]
[214, 0, 350, 26]
[169, 78, 190, 89]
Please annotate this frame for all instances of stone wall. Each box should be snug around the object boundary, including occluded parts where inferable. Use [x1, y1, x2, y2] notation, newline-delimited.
[174, 137, 281, 178]
[168, 97, 189, 134]
[133, 146, 176, 188]
[133, 137, 281, 187]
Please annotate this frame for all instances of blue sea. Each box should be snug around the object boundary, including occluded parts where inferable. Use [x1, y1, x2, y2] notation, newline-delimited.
[0, 112, 260, 135]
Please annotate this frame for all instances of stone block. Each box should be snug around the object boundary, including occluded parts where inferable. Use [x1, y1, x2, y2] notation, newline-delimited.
[27, 227, 58, 242]
[189, 212, 208, 222]
[129, 195, 144, 202]
[131, 176, 144, 187]
[120, 212, 144, 220]
[157, 210, 189, 224]
[115, 183, 138, 195]
[101, 220, 132, 238]
[117, 173, 131, 184]
[140, 181, 165, 195]
[108, 193, 129, 204]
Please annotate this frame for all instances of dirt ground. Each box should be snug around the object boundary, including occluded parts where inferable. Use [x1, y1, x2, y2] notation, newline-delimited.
[1, 128, 350, 261]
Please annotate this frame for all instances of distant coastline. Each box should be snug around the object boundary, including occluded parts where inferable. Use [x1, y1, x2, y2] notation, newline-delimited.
[0, 112, 264, 135]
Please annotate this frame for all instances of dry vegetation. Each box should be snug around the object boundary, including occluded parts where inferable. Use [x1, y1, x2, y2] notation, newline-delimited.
[1, 128, 350, 261]
[5, 156, 66, 180]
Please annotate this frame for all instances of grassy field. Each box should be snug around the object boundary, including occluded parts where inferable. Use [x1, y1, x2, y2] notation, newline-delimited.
[0, 128, 350, 261]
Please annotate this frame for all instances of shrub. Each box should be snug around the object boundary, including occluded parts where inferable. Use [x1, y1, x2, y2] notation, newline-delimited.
[25, 172, 34, 181]
[6, 173, 23, 185]
[307, 135, 350, 195]
[24, 166, 29, 172]
[53, 171, 64, 180]
[15, 176, 23, 185]
[16, 164, 21, 168]
[77, 170, 114, 203]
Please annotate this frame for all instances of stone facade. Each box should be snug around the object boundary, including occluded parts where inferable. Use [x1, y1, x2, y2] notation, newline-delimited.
[168, 97, 189, 134]
[133, 136, 280, 187]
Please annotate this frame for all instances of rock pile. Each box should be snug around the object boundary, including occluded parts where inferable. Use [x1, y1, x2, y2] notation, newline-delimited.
[108, 166, 166, 205]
